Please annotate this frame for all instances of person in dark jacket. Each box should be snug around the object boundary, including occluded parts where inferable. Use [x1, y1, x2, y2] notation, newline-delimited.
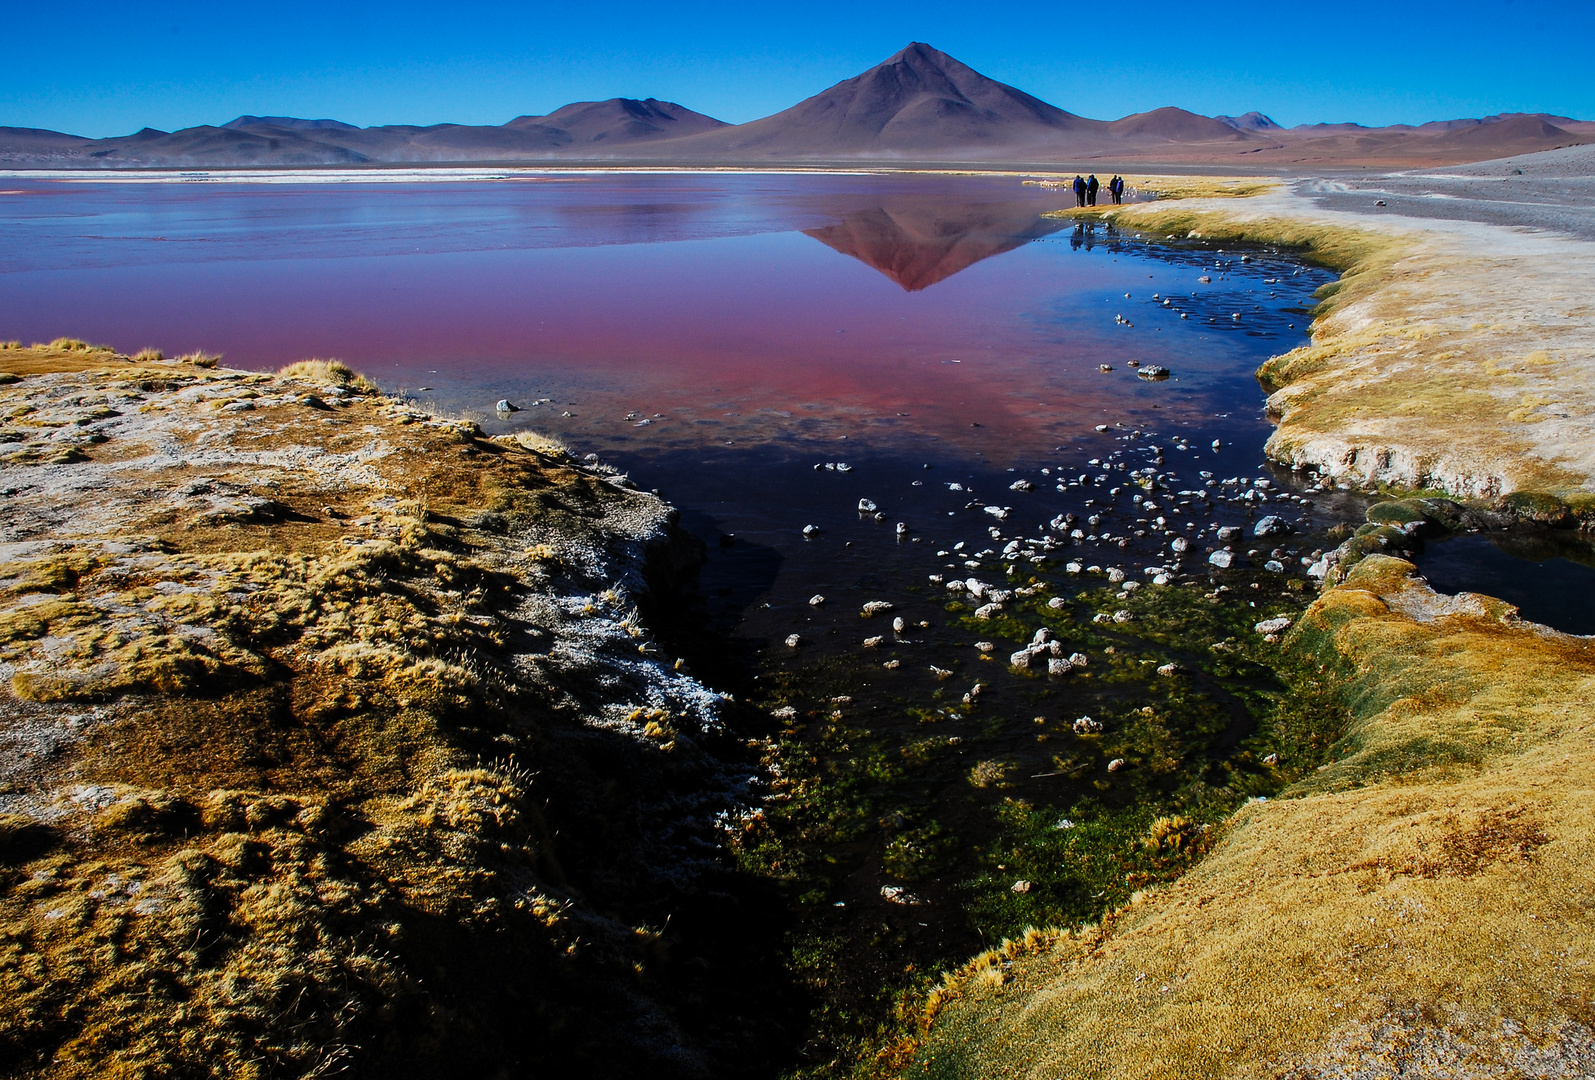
[1086, 174, 1100, 206]
[1073, 175, 1086, 207]
[1110, 175, 1125, 204]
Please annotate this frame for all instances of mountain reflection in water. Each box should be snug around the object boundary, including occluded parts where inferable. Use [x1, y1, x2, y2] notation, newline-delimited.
[803, 198, 1067, 291]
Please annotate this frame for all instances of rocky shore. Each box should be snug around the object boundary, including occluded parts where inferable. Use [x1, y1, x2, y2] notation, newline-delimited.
[0, 343, 774, 1077]
[1055, 167, 1595, 520]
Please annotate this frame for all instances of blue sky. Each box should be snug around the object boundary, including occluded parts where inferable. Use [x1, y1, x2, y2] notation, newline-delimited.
[4, 0, 1590, 137]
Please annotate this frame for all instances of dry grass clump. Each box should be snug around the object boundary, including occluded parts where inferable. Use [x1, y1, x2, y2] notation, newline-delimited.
[174, 350, 220, 368]
[906, 554, 1595, 1079]
[130, 347, 165, 362]
[277, 358, 379, 393]
[0, 348, 730, 1077]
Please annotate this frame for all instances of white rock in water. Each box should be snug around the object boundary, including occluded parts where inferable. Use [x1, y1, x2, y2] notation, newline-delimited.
[1255, 616, 1293, 635]
[896, 521, 908, 535]
[1263, 752, 1279, 765]
[984, 506, 1010, 520]
[1209, 550, 1236, 569]
[1112, 610, 1134, 623]
[803, 524, 820, 537]
[975, 602, 1004, 619]
[1010, 649, 1033, 669]
[496, 399, 520, 412]
[883, 659, 901, 669]
[892, 616, 906, 632]
[1254, 515, 1291, 538]
[809, 594, 826, 606]
[1047, 596, 1067, 609]
[785, 634, 803, 648]
[835, 463, 852, 472]
[1157, 662, 1180, 677]
[1107, 568, 1126, 584]
[975, 640, 996, 652]
[861, 600, 894, 616]
[1217, 526, 1242, 541]
[1047, 657, 1073, 675]
[1073, 716, 1103, 734]
[1171, 537, 1190, 553]
[1009, 479, 1033, 492]
[1010, 880, 1032, 894]
[863, 636, 884, 648]
[880, 885, 922, 905]
[987, 590, 1013, 604]
[965, 579, 988, 599]
[945, 580, 966, 592]
[1107, 758, 1126, 772]
[1264, 560, 1285, 572]
[858, 498, 878, 512]
[1153, 574, 1171, 585]
[930, 665, 953, 680]
[1065, 562, 1083, 575]
[1032, 628, 1053, 646]
[1095, 424, 1109, 431]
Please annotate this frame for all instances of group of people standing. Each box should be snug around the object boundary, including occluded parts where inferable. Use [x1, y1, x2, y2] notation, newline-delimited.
[1072, 174, 1125, 207]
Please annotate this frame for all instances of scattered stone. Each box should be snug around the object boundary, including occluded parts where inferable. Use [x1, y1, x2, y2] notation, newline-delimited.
[857, 498, 878, 513]
[1217, 526, 1242, 542]
[896, 521, 908, 536]
[1171, 537, 1189, 553]
[771, 706, 797, 720]
[1264, 559, 1285, 572]
[1255, 617, 1293, 635]
[495, 399, 520, 412]
[1047, 657, 1073, 676]
[1009, 479, 1033, 492]
[930, 666, 953, 680]
[1107, 568, 1126, 584]
[974, 602, 1004, 619]
[1208, 550, 1236, 569]
[1065, 562, 1083, 575]
[1107, 758, 1126, 772]
[880, 885, 922, 905]
[1254, 515, 1291, 538]
[984, 506, 1010, 520]
[809, 594, 825, 606]
[802, 524, 820, 538]
[1263, 753, 1280, 765]
[863, 636, 885, 648]
[1072, 716, 1103, 734]
[1156, 662, 1181, 677]
[1099, 364, 1114, 372]
[784, 634, 803, 648]
[1031, 628, 1053, 646]
[1047, 596, 1067, 609]
[882, 660, 900, 669]
[1112, 610, 1134, 623]
[1069, 653, 1088, 668]
[1136, 365, 1171, 380]
[1010, 649, 1034, 669]
[1010, 880, 1032, 894]
[861, 601, 894, 616]
[892, 616, 906, 633]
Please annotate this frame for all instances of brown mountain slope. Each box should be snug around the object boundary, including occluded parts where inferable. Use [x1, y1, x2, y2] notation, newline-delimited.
[642, 42, 1106, 159]
[510, 97, 729, 143]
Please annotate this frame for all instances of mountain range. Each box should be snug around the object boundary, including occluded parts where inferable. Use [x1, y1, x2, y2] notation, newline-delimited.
[3, 43, 1589, 169]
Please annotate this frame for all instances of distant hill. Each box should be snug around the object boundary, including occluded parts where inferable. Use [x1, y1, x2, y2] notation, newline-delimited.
[1215, 112, 1284, 132]
[0, 99, 729, 167]
[0, 46, 1587, 169]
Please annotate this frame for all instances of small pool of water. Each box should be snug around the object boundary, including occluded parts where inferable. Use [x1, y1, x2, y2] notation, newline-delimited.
[1416, 530, 1595, 635]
